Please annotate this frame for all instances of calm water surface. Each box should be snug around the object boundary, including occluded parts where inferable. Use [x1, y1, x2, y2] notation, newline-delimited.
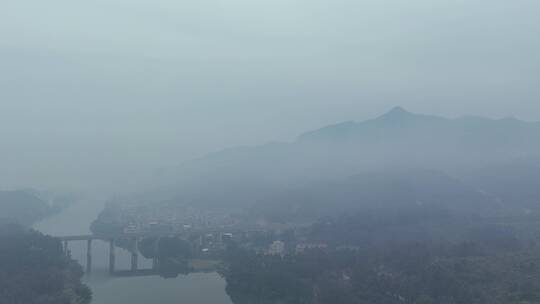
[34, 199, 233, 304]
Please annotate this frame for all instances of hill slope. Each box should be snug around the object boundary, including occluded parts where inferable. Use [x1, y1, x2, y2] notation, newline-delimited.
[0, 190, 52, 225]
[149, 108, 540, 213]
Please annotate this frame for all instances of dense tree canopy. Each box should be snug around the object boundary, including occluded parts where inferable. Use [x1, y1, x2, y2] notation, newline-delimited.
[0, 224, 91, 304]
[223, 212, 540, 304]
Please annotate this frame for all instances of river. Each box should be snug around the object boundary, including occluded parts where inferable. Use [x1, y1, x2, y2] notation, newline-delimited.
[34, 198, 233, 304]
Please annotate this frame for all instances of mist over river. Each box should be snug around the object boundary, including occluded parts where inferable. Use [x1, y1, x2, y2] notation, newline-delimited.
[34, 199, 233, 304]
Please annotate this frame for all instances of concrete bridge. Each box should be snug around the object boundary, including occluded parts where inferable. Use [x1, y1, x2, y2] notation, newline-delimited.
[58, 230, 239, 275]
[58, 232, 187, 275]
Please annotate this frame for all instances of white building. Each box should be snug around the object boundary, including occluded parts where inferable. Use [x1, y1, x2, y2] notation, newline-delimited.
[267, 240, 285, 256]
[295, 243, 328, 254]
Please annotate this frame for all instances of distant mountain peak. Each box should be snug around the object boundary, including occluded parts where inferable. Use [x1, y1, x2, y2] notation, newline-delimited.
[298, 107, 431, 142]
[378, 106, 413, 120]
[390, 106, 408, 113]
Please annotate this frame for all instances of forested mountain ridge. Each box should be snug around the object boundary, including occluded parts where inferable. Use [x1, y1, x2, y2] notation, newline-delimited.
[149, 108, 540, 214]
[184, 107, 540, 174]
[255, 169, 499, 222]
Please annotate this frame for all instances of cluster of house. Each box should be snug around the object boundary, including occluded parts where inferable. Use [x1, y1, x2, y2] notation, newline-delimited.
[198, 232, 235, 253]
[114, 203, 239, 235]
[265, 240, 329, 256]
[100, 202, 339, 259]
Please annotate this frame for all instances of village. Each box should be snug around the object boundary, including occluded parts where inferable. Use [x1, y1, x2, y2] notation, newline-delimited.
[91, 201, 330, 257]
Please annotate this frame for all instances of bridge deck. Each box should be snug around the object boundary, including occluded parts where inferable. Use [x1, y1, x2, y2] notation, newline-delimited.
[57, 228, 261, 242]
[57, 232, 187, 241]
[58, 235, 96, 241]
[113, 269, 158, 277]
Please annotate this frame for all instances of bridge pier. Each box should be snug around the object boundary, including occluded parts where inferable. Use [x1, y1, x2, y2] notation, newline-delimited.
[86, 239, 92, 274]
[63, 240, 69, 256]
[152, 257, 158, 270]
[152, 237, 160, 270]
[131, 238, 139, 272]
[109, 239, 116, 274]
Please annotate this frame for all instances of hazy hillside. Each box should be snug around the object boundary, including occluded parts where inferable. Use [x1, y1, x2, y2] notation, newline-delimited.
[255, 169, 499, 222]
[0, 190, 52, 226]
[148, 108, 540, 212]
[462, 157, 540, 209]
[179, 107, 540, 178]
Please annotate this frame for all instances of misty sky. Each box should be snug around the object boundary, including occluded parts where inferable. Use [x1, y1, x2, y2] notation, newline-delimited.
[1, 0, 539, 191]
